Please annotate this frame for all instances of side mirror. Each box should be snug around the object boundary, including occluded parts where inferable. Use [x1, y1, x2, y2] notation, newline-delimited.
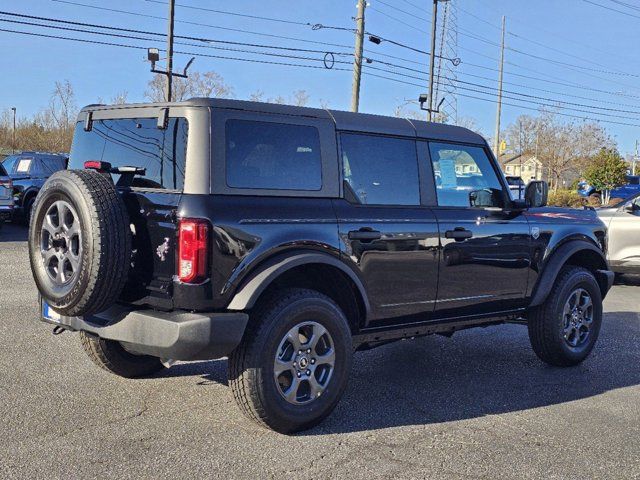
[525, 181, 548, 208]
[623, 202, 639, 214]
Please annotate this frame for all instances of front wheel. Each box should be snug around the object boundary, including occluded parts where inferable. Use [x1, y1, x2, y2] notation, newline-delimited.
[228, 288, 352, 433]
[528, 266, 603, 366]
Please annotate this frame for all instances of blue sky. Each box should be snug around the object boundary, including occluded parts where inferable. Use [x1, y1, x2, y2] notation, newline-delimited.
[2, 0, 640, 154]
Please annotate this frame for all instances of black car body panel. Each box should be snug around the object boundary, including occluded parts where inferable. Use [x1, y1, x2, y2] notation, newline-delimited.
[47, 98, 612, 360]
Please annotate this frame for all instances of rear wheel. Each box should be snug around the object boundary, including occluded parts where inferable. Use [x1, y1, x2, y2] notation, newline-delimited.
[229, 288, 352, 433]
[528, 266, 603, 366]
[80, 332, 164, 378]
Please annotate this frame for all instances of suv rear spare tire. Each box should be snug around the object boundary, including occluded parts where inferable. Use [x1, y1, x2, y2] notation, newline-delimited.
[29, 170, 131, 317]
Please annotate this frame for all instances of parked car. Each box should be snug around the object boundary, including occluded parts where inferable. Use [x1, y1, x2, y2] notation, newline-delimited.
[0, 162, 13, 229]
[505, 175, 526, 199]
[597, 192, 640, 274]
[577, 175, 640, 202]
[31, 99, 613, 433]
[1, 151, 68, 223]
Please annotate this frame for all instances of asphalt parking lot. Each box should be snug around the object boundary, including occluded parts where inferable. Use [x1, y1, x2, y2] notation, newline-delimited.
[1, 222, 639, 479]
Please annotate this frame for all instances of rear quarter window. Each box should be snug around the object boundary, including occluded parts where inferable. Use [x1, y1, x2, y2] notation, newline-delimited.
[69, 117, 188, 190]
[225, 119, 322, 191]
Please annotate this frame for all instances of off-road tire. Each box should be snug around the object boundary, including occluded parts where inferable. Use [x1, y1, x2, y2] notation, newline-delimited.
[228, 288, 352, 433]
[80, 332, 164, 378]
[29, 170, 131, 317]
[528, 266, 603, 367]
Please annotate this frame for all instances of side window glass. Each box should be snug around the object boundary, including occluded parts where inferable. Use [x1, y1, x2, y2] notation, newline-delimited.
[16, 158, 33, 174]
[226, 120, 322, 191]
[428, 142, 504, 208]
[340, 133, 420, 205]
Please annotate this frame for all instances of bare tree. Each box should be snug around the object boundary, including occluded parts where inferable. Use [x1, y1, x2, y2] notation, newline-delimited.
[144, 70, 233, 102]
[291, 90, 310, 107]
[505, 111, 611, 190]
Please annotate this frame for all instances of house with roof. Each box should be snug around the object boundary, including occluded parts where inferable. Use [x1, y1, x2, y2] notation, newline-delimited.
[499, 153, 544, 181]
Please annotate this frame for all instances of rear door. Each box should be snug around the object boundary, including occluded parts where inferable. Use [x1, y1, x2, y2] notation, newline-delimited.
[425, 142, 531, 317]
[69, 108, 192, 308]
[334, 132, 440, 325]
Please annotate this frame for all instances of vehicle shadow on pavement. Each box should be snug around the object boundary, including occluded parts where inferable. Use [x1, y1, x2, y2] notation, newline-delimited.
[299, 313, 640, 435]
[158, 359, 229, 385]
[0, 223, 28, 242]
[153, 312, 640, 435]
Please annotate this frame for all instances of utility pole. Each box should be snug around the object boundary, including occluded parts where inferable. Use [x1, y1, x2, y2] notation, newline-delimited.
[11, 107, 16, 154]
[426, 0, 439, 122]
[493, 15, 506, 156]
[166, 0, 176, 102]
[634, 140, 638, 176]
[351, 0, 366, 112]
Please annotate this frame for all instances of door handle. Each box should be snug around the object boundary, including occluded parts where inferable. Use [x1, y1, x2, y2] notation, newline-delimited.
[348, 228, 382, 242]
[445, 228, 473, 241]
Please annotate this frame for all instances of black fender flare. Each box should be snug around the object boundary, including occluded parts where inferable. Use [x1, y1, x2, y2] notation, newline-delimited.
[226, 252, 371, 315]
[529, 240, 611, 307]
[21, 186, 40, 207]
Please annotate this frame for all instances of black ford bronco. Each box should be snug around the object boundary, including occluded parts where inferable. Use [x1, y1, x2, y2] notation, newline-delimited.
[29, 99, 614, 433]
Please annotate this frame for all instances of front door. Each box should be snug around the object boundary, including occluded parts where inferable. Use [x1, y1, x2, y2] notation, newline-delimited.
[607, 195, 640, 272]
[426, 141, 531, 317]
[334, 133, 440, 325]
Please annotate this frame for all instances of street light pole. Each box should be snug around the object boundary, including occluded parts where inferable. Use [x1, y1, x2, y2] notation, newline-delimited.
[11, 107, 16, 154]
[426, 0, 439, 122]
[493, 15, 506, 156]
[350, 0, 366, 113]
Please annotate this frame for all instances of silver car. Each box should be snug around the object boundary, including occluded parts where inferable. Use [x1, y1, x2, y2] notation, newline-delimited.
[598, 193, 640, 273]
[0, 162, 13, 229]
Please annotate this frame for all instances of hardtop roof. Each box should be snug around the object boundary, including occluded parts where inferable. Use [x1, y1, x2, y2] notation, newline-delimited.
[80, 97, 487, 145]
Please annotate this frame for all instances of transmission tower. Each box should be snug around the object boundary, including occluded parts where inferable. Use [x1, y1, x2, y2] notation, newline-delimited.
[433, 0, 458, 124]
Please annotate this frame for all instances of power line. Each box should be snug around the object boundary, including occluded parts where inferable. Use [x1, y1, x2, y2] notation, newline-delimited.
[140, 0, 310, 26]
[10, 9, 640, 112]
[583, 0, 640, 19]
[363, 70, 640, 128]
[0, 27, 353, 72]
[364, 63, 640, 119]
[0, 11, 354, 57]
[50, 0, 354, 50]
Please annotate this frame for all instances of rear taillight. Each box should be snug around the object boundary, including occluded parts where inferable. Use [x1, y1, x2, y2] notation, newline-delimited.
[178, 218, 209, 284]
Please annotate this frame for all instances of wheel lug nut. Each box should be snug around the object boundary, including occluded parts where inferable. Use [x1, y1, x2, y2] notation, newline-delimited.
[311, 359, 316, 364]
[293, 362, 297, 367]
[306, 349, 311, 354]
[297, 372, 301, 378]
[306, 370, 311, 376]
[298, 350, 302, 355]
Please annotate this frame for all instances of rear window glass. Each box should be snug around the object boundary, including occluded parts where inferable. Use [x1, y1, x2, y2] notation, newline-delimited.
[69, 117, 188, 190]
[0, 163, 6, 176]
[225, 119, 322, 191]
[628, 176, 639, 185]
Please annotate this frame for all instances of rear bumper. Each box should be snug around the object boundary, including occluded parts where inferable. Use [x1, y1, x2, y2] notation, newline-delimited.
[41, 302, 249, 361]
